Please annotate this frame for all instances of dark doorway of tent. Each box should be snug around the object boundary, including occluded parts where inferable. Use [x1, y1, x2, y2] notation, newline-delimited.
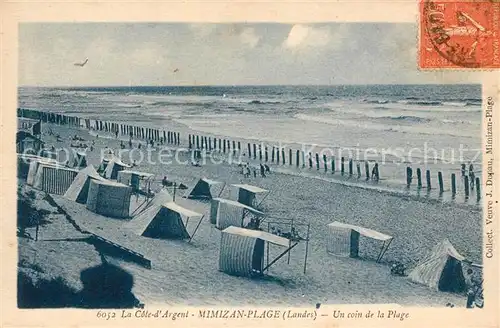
[252, 239, 265, 275]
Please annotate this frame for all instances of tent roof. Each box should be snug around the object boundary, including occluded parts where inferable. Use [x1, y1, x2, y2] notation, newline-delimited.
[92, 179, 129, 187]
[201, 178, 222, 185]
[151, 189, 173, 206]
[213, 198, 265, 216]
[80, 165, 106, 181]
[39, 162, 79, 173]
[232, 184, 268, 194]
[328, 221, 392, 241]
[434, 239, 466, 261]
[222, 226, 290, 247]
[120, 170, 154, 178]
[164, 202, 202, 218]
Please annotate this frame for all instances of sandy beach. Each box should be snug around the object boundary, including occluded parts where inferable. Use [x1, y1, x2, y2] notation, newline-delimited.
[17, 121, 482, 307]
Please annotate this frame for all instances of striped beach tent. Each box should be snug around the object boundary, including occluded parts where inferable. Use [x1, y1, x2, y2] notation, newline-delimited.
[210, 198, 265, 230]
[126, 202, 203, 240]
[64, 165, 107, 204]
[86, 179, 132, 218]
[219, 226, 296, 277]
[408, 239, 467, 292]
[20, 155, 58, 184]
[33, 163, 79, 195]
[230, 184, 269, 208]
[326, 221, 393, 263]
[183, 178, 224, 200]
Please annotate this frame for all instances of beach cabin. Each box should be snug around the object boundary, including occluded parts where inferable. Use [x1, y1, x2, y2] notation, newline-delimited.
[230, 184, 269, 208]
[17, 118, 41, 136]
[183, 178, 224, 200]
[16, 131, 44, 154]
[32, 163, 79, 195]
[210, 198, 265, 230]
[326, 221, 393, 263]
[86, 179, 132, 218]
[219, 226, 297, 277]
[126, 202, 203, 241]
[408, 239, 467, 293]
[64, 165, 108, 204]
[103, 158, 132, 180]
[117, 170, 154, 192]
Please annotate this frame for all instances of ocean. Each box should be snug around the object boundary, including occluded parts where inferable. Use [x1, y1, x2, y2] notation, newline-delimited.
[19, 84, 481, 165]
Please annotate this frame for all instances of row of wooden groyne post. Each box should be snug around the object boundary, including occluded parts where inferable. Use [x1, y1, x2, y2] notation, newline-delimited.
[188, 134, 381, 180]
[17, 108, 182, 145]
[405, 164, 481, 202]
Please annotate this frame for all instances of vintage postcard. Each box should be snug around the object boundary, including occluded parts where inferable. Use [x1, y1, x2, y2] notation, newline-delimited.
[1, 1, 499, 327]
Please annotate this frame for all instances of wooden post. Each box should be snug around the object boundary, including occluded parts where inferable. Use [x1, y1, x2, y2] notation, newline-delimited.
[222, 139, 226, 153]
[272, 147, 275, 162]
[341, 157, 345, 175]
[296, 150, 300, 167]
[302, 151, 306, 168]
[277, 148, 280, 164]
[464, 176, 469, 198]
[332, 157, 336, 173]
[476, 177, 481, 201]
[281, 149, 285, 165]
[426, 170, 431, 189]
[406, 166, 413, 187]
[451, 173, 456, 195]
[356, 162, 361, 178]
[196, 135, 200, 149]
[348, 159, 353, 176]
[173, 182, 177, 201]
[238, 141, 241, 152]
[323, 154, 328, 171]
[315, 153, 320, 170]
[416, 168, 422, 188]
[365, 162, 369, 180]
[308, 153, 312, 168]
[438, 172, 444, 193]
[265, 147, 269, 162]
[188, 135, 192, 149]
[248, 143, 251, 157]
[259, 145, 263, 161]
[289, 149, 293, 166]
[218, 138, 222, 151]
[214, 138, 218, 150]
[177, 132, 180, 145]
[253, 144, 257, 159]
[208, 137, 212, 151]
[232, 140, 236, 151]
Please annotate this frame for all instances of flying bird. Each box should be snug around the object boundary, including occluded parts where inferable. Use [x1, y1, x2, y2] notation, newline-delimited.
[74, 58, 89, 67]
[173, 68, 179, 73]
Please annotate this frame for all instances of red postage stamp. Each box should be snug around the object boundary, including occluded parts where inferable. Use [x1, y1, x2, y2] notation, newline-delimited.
[419, 0, 500, 69]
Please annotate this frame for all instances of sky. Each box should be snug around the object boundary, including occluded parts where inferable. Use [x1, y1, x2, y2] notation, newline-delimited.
[19, 23, 483, 86]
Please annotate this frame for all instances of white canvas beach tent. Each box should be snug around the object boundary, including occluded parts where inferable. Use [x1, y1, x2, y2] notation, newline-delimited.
[183, 178, 224, 200]
[210, 198, 265, 230]
[64, 165, 108, 204]
[72, 151, 87, 168]
[230, 184, 269, 208]
[407, 239, 467, 293]
[103, 157, 132, 180]
[32, 163, 79, 195]
[219, 226, 298, 277]
[126, 202, 203, 241]
[86, 179, 132, 218]
[326, 221, 393, 262]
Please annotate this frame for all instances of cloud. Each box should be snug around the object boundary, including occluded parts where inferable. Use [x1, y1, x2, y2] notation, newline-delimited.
[239, 27, 260, 48]
[283, 25, 331, 49]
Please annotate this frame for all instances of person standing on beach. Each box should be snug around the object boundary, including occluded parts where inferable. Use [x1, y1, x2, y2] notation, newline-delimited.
[371, 163, 379, 181]
[115, 130, 119, 139]
[129, 138, 132, 149]
[260, 163, 266, 177]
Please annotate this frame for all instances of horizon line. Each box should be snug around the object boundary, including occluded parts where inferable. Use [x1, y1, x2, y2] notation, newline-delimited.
[19, 82, 480, 88]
